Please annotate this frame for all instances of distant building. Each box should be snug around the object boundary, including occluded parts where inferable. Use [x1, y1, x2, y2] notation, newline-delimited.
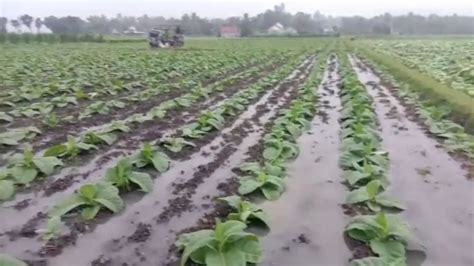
[268, 23, 285, 34]
[123, 26, 145, 35]
[267, 23, 297, 35]
[220, 26, 241, 38]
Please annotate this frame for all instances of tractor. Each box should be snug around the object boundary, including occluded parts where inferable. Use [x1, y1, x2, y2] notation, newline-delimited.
[149, 25, 184, 48]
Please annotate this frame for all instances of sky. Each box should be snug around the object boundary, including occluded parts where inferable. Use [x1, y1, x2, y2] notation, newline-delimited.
[1, 0, 473, 19]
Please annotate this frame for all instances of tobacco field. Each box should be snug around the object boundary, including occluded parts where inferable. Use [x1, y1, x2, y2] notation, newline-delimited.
[0, 38, 473, 266]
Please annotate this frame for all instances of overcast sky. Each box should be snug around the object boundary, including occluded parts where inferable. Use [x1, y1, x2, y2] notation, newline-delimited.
[1, 0, 473, 19]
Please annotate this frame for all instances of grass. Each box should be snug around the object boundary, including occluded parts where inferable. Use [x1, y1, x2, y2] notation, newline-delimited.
[348, 40, 474, 134]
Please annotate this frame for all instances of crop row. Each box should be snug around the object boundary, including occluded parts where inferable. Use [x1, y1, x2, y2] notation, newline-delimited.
[338, 53, 413, 265]
[174, 51, 327, 265]
[0, 52, 313, 264]
[0, 50, 279, 136]
[0, 53, 306, 203]
[0, 49, 272, 106]
[362, 40, 474, 96]
[0, 53, 287, 151]
[353, 55, 474, 176]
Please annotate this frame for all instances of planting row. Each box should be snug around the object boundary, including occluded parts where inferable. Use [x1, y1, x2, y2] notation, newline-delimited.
[338, 53, 414, 265]
[174, 52, 327, 265]
[0, 53, 317, 264]
[0, 53, 307, 203]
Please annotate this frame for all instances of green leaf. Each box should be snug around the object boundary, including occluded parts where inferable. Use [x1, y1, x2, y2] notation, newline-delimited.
[50, 194, 86, 217]
[238, 178, 262, 195]
[179, 231, 214, 266]
[263, 147, 280, 160]
[375, 194, 405, 210]
[10, 166, 38, 184]
[151, 152, 170, 172]
[129, 172, 153, 192]
[33, 156, 63, 175]
[0, 180, 15, 201]
[205, 248, 246, 266]
[235, 238, 262, 263]
[94, 183, 124, 213]
[81, 205, 101, 220]
[0, 254, 27, 266]
[370, 239, 406, 261]
[44, 144, 67, 157]
[346, 186, 370, 204]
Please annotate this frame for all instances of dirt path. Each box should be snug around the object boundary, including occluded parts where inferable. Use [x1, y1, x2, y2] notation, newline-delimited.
[350, 55, 474, 266]
[259, 56, 352, 265]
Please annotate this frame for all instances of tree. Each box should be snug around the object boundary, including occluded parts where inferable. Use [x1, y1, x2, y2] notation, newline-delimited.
[34, 18, 42, 32]
[19, 14, 34, 31]
[0, 17, 7, 33]
[10, 19, 21, 33]
[240, 13, 252, 37]
[292, 12, 314, 34]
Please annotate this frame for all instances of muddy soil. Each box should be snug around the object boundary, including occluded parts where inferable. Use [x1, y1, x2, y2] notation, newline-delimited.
[0, 56, 316, 265]
[0, 59, 281, 155]
[0, 60, 291, 208]
[350, 55, 474, 266]
[257, 56, 353, 265]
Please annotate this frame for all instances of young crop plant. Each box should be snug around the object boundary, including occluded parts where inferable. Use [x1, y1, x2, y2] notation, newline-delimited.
[44, 135, 97, 158]
[0, 111, 13, 123]
[176, 220, 262, 266]
[82, 131, 117, 145]
[238, 167, 285, 200]
[36, 216, 64, 241]
[346, 180, 404, 212]
[105, 158, 154, 192]
[102, 121, 130, 133]
[42, 113, 60, 128]
[262, 136, 299, 161]
[0, 168, 15, 201]
[8, 147, 63, 184]
[0, 126, 41, 146]
[218, 195, 269, 228]
[51, 182, 124, 220]
[130, 143, 170, 173]
[345, 213, 412, 266]
[160, 137, 196, 153]
[52, 94, 78, 107]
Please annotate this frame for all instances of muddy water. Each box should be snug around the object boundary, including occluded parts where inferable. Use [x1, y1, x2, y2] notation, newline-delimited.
[42, 58, 316, 265]
[259, 57, 352, 266]
[350, 55, 474, 266]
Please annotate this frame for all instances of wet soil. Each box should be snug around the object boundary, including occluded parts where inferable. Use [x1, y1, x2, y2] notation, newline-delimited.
[0, 56, 316, 265]
[351, 55, 474, 266]
[258, 56, 353, 265]
[0, 59, 281, 156]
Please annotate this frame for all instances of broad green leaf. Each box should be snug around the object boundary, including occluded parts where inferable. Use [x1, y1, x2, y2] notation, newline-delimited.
[33, 156, 63, 175]
[50, 194, 86, 217]
[205, 248, 246, 266]
[94, 183, 124, 213]
[152, 152, 170, 172]
[81, 205, 101, 220]
[370, 239, 406, 261]
[375, 194, 405, 210]
[263, 147, 280, 160]
[238, 178, 262, 195]
[44, 144, 67, 157]
[129, 172, 153, 192]
[10, 166, 38, 184]
[0, 180, 15, 200]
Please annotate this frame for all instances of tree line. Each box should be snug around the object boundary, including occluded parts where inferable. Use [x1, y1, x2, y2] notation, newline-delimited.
[1, 4, 473, 36]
